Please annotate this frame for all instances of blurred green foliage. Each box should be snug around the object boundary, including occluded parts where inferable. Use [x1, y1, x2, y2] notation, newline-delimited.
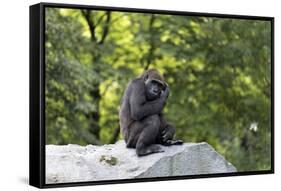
[45, 8, 272, 171]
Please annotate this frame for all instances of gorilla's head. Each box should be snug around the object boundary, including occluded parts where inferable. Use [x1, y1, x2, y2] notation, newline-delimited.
[141, 69, 168, 101]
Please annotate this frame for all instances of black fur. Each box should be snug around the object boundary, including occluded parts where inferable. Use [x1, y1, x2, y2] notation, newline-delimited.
[119, 71, 183, 156]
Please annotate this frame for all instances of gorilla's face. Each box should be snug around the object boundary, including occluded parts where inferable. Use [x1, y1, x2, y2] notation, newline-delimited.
[145, 79, 166, 101]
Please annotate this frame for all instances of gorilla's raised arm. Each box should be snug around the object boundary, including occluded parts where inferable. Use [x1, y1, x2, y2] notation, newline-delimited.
[129, 80, 168, 121]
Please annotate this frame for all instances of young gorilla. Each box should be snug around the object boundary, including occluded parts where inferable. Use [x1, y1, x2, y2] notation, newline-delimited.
[119, 69, 183, 156]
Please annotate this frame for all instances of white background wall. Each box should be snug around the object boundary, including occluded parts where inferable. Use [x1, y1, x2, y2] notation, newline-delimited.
[0, 0, 279, 190]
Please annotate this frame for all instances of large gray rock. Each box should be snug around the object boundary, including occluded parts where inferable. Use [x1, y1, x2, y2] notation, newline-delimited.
[46, 141, 236, 184]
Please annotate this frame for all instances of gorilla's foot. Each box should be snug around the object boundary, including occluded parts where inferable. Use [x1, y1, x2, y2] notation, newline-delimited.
[163, 139, 183, 146]
[136, 144, 164, 156]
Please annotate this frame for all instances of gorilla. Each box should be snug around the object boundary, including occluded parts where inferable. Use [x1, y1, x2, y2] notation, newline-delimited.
[119, 69, 183, 156]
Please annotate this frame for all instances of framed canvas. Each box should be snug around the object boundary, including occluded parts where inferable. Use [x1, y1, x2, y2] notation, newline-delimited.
[29, 2, 274, 188]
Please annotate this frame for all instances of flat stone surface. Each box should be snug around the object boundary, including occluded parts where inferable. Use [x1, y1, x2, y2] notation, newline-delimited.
[46, 140, 236, 184]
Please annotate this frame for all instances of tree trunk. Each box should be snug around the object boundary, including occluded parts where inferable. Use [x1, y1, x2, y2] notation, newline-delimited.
[81, 10, 111, 143]
[89, 87, 101, 140]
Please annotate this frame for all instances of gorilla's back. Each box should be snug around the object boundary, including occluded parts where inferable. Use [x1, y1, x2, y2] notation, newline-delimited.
[119, 79, 135, 141]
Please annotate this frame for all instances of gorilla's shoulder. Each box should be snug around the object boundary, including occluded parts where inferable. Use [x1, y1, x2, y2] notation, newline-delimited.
[129, 78, 144, 86]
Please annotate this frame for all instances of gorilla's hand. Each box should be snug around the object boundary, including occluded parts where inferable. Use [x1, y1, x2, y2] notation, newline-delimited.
[161, 84, 170, 100]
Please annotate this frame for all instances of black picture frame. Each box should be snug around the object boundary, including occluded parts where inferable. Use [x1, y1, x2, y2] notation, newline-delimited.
[29, 2, 275, 189]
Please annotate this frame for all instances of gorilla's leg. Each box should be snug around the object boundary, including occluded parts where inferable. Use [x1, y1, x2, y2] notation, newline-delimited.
[125, 122, 142, 149]
[135, 115, 164, 156]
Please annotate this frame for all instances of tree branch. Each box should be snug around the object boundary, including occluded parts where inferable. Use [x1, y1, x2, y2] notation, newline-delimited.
[98, 11, 111, 44]
[96, 13, 107, 26]
[81, 10, 97, 42]
[144, 14, 156, 70]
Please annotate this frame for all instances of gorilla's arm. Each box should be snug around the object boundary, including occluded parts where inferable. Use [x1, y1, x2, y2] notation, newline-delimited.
[129, 80, 168, 121]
